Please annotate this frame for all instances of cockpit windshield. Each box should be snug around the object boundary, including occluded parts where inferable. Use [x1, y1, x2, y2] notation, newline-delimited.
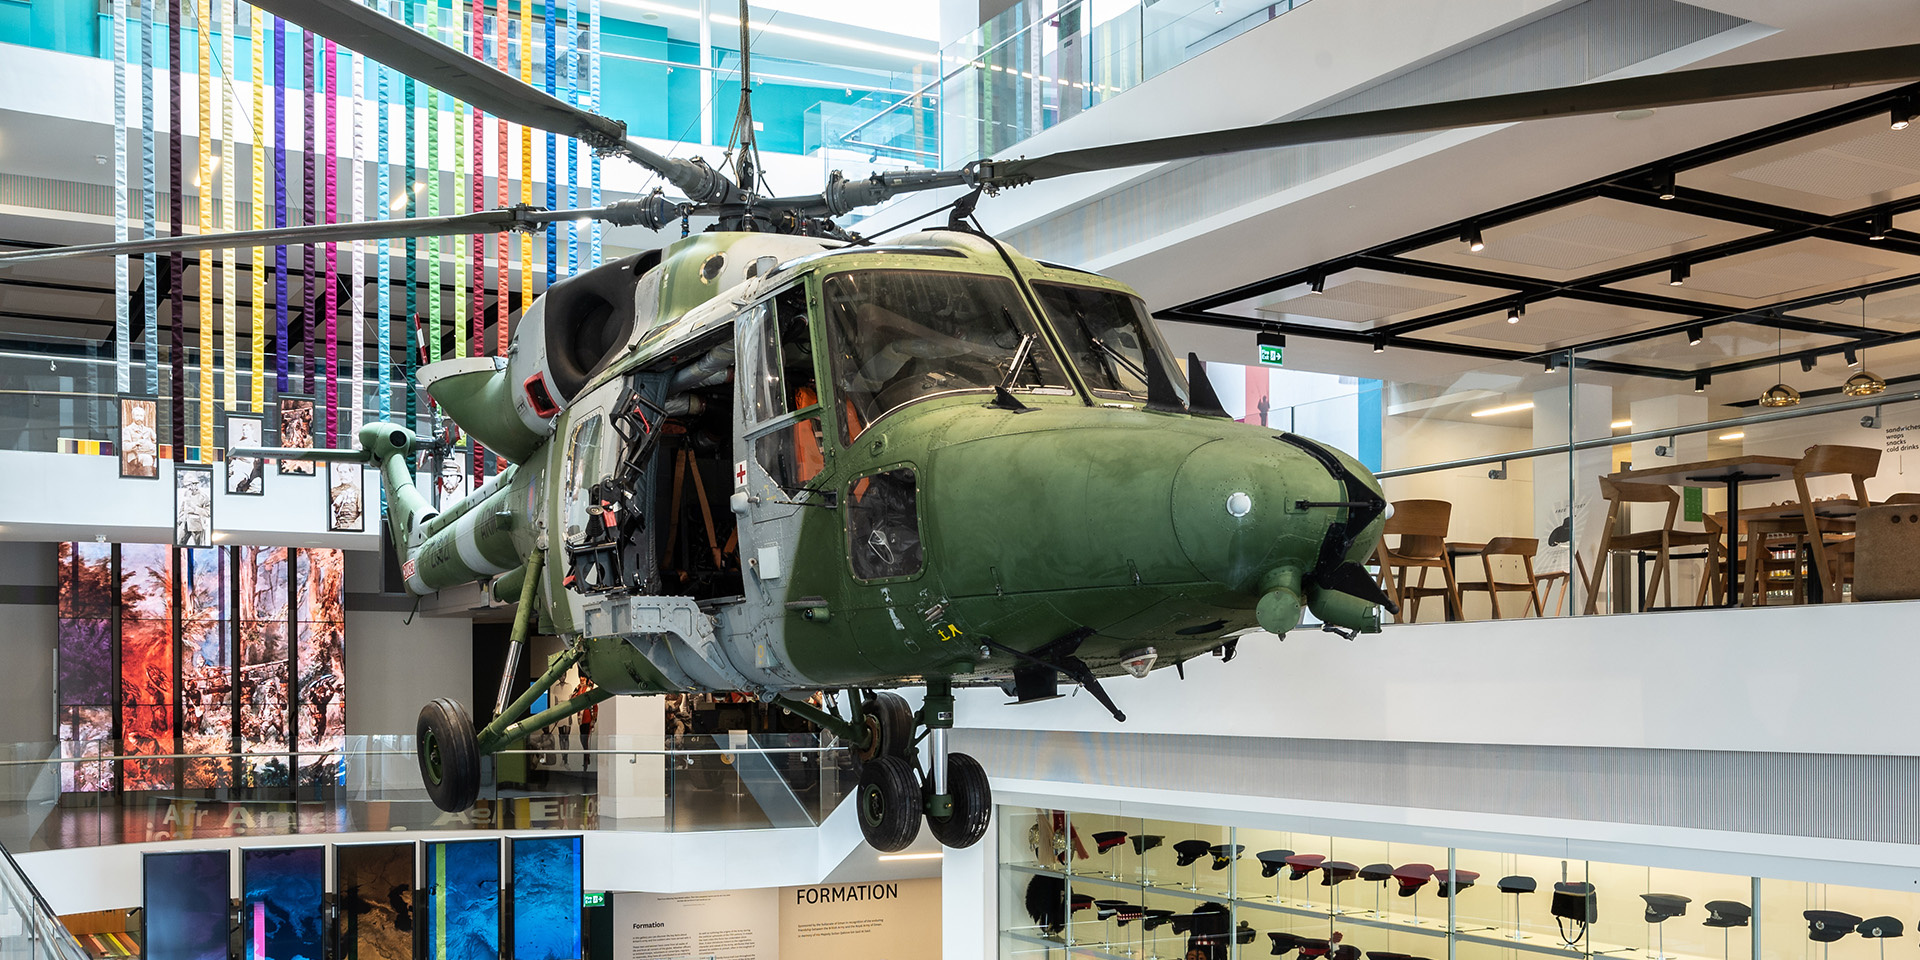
[1032, 281, 1189, 405]
[822, 270, 1070, 441]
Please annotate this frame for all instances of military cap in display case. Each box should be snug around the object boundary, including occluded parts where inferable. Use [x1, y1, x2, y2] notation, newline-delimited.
[1173, 839, 1215, 866]
[1497, 876, 1537, 894]
[1434, 869, 1480, 897]
[1131, 834, 1165, 855]
[1642, 894, 1692, 922]
[1256, 850, 1296, 878]
[1359, 863, 1396, 883]
[1805, 910, 1863, 942]
[1210, 844, 1246, 870]
[1702, 901, 1751, 928]
[1093, 830, 1129, 853]
[1285, 853, 1327, 880]
[1858, 917, 1903, 939]
[1393, 863, 1436, 897]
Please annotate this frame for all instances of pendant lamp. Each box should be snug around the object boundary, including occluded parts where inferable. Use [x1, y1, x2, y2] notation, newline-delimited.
[1843, 296, 1886, 397]
[1759, 329, 1800, 407]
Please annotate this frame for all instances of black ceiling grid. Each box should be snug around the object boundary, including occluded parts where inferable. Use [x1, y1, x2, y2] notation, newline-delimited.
[1159, 83, 1920, 384]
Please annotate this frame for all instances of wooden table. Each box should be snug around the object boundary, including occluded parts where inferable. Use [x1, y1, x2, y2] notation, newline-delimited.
[1607, 455, 1799, 607]
[1720, 497, 1866, 603]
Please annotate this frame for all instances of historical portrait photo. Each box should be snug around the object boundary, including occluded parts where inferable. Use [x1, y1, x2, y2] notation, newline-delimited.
[277, 396, 315, 475]
[226, 415, 265, 495]
[118, 396, 159, 479]
[327, 461, 365, 532]
[174, 467, 213, 547]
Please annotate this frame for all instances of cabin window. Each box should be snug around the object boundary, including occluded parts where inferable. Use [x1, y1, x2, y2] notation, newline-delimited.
[846, 467, 922, 581]
[1032, 282, 1188, 404]
[742, 285, 818, 424]
[821, 270, 1068, 443]
[563, 415, 604, 539]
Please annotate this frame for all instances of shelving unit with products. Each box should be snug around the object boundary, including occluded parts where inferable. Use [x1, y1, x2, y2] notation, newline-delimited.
[1000, 808, 1913, 960]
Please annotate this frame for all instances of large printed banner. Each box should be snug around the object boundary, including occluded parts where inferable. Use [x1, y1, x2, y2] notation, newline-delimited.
[610, 878, 941, 960]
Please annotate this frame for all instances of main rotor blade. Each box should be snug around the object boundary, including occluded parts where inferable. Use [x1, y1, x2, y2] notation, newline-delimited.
[248, 0, 740, 205]
[0, 203, 677, 265]
[981, 43, 1920, 184]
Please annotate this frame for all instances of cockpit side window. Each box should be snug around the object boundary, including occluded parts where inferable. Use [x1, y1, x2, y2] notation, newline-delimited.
[822, 269, 1069, 443]
[563, 414, 605, 539]
[742, 284, 819, 424]
[1032, 281, 1188, 404]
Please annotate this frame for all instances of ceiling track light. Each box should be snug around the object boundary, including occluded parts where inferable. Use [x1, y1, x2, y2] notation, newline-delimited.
[1869, 211, 1891, 241]
[1685, 324, 1703, 346]
[1371, 335, 1385, 354]
[1845, 347, 1860, 367]
[1693, 374, 1710, 393]
[1461, 226, 1485, 253]
[1799, 355, 1818, 373]
[1894, 100, 1913, 131]
[1653, 168, 1677, 201]
[1669, 262, 1689, 286]
[1308, 272, 1325, 295]
[1543, 354, 1559, 373]
[1507, 302, 1525, 324]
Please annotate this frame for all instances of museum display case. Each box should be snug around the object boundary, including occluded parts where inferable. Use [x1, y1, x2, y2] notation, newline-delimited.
[1000, 807, 1915, 960]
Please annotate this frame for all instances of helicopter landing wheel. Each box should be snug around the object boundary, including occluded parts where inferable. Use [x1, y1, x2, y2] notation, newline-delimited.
[416, 697, 481, 813]
[857, 691, 915, 763]
[855, 755, 922, 852]
[924, 751, 992, 849]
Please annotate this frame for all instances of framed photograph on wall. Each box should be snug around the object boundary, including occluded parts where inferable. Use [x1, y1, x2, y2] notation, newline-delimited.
[276, 396, 316, 476]
[225, 414, 265, 496]
[174, 466, 214, 548]
[327, 461, 365, 532]
[118, 395, 160, 479]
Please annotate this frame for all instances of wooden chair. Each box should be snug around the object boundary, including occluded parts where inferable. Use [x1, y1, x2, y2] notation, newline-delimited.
[1452, 537, 1546, 618]
[1583, 477, 1724, 613]
[1374, 499, 1462, 622]
[1792, 444, 1879, 602]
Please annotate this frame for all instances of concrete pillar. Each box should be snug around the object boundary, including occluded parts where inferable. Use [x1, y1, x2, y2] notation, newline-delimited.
[597, 691, 666, 821]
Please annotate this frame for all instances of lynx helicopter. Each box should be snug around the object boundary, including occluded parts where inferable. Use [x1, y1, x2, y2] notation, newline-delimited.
[8, 2, 1920, 853]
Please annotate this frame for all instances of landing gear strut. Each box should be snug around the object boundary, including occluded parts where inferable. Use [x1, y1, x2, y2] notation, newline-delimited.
[777, 679, 994, 852]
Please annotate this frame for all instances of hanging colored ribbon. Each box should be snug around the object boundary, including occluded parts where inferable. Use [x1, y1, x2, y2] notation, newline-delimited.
[425, 24, 441, 373]
[219, 0, 236, 415]
[141, 0, 158, 396]
[274, 17, 289, 393]
[494, 0, 508, 363]
[589, 0, 601, 270]
[170, 0, 185, 461]
[324, 38, 339, 444]
[565, 0, 578, 276]
[351, 45, 365, 437]
[454, 2, 470, 366]
[402, 3, 417, 434]
[543, 0, 556, 291]
[197, 0, 213, 461]
[250, 4, 265, 414]
[113, 0, 129, 395]
[376, 42, 391, 424]
[519, 0, 533, 301]
[469, 0, 484, 379]
[302, 28, 317, 396]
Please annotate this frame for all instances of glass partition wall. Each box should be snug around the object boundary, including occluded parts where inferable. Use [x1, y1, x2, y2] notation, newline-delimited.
[1001, 807, 1903, 960]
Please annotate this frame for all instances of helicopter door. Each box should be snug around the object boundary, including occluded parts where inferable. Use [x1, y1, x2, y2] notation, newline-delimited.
[735, 284, 824, 608]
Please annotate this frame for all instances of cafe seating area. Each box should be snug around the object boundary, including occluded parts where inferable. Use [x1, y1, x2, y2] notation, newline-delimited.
[1372, 443, 1918, 622]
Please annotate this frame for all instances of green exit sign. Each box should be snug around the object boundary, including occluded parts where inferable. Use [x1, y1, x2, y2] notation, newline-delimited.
[1257, 331, 1286, 367]
[583, 891, 606, 908]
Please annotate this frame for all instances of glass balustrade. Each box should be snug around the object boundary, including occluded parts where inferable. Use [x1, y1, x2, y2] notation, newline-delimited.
[0, 733, 851, 853]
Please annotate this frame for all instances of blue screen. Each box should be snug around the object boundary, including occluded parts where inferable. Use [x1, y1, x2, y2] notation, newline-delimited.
[241, 846, 325, 960]
[144, 850, 231, 960]
[424, 839, 500, 960]
[511, 836, 584, 960]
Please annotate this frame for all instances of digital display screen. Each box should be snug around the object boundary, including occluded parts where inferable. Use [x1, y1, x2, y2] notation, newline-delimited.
[335, 842, 415, 960]
[241, 846, 325, 960]
[143, 850, 231, 960]
[510, 836, 584, 960]
[423, 840, 500, 960]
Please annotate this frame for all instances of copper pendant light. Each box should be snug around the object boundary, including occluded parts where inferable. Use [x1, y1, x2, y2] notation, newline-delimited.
[1843, 295, 1886, 397]
[1759, 329, 1799, 407]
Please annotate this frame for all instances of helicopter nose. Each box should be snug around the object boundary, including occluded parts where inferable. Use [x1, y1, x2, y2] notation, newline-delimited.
[1170, 436, 1386, 636]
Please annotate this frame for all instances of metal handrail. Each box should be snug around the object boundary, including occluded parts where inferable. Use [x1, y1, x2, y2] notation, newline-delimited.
[7, 744, 838, 766]
[1373, 391, 1918, 479]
